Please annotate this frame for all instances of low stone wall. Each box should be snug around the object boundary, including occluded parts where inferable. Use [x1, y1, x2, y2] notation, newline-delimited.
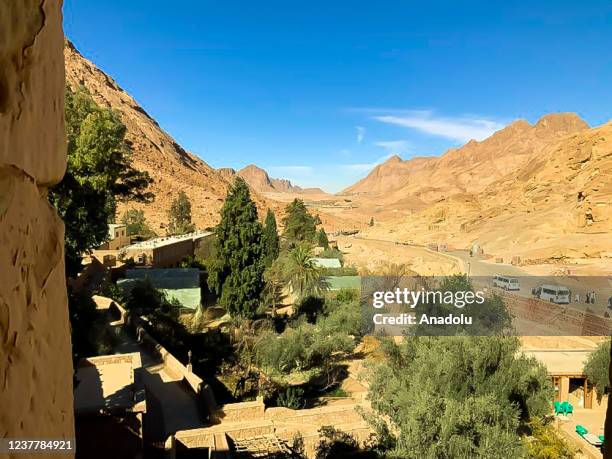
[127, 315, 218, 419]
[173, 398, 373, 457]
[109, 301, 127, 327]
[175, 420, 275, 449]
[500, 292, 611, 335]
[212, 399, 265, 424]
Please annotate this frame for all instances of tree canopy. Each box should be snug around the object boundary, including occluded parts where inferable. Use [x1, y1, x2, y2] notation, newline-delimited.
[121, 208, 156, 237]
[584, 339, 610, 396]
[282, 199, 317, 244]
[284, 244, 327, 302]
[316, 227, 329, 248]
[49, 86, 152, 276]
[167, 191, 196, 235]
[366, 336, 552, 458]
[262, 209, 280, 266]
[207, 177, 265, 318]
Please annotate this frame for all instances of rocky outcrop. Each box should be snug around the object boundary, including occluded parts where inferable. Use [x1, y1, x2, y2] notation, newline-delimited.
[0, 0, 74, 455]
[235, 164, 325, 195]
[64, 41, 278, 230]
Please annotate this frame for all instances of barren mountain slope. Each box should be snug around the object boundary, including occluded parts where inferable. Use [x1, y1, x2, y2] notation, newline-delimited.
[344, 114, 588, 205]
[64, 40, 277, 230]
[235, 164, 325, 194]
[362, 121, 612, 262]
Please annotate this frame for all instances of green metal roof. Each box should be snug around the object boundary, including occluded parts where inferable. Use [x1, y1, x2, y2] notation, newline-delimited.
[323, 276, 361, 291]
[118, 268, 201, 310]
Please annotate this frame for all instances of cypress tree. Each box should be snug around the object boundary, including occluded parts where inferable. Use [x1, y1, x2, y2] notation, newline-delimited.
[282, 198, 316, 244]
[262, 209, 280, 266]
[316, 227, 329, 248]
[208, 177, 264, 318]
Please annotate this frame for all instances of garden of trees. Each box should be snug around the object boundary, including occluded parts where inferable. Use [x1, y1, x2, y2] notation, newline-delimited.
[54, 85, 601, 459]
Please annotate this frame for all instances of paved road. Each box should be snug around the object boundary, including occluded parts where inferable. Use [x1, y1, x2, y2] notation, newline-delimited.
[447, 250, 612, 316]
[352, 235, 611, 315]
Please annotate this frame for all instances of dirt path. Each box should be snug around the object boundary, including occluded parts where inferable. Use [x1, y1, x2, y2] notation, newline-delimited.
[113, 330, 203, 443]
[337, 236, 461, 275]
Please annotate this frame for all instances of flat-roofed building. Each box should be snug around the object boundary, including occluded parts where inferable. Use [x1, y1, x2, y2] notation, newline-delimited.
[324, 275, 361, 291]
[521, 337, 608, 410]
[99, 223, 131, 250]
[120, 230, 213, 268]
[312, 257, 342, 269]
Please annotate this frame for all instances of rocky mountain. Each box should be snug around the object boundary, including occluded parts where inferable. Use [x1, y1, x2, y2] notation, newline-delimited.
[354, 116, 612, 261]
[238, 164, 299, 193]
[218, 164, 325, 195]
[64, 40, 277, 231]
[343, 113, 589, 202]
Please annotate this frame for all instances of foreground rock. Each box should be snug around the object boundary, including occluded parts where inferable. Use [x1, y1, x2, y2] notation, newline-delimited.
[0, 0, 74, 454]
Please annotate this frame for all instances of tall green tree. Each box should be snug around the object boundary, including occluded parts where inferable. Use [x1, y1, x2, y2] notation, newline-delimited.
[207, 177, 265, 318]
[49, 86, 152, 277]
[282, 198, 317, 244]
[584, 339, 611, 397]
[316, 227, 329, 248]
[366, 336, 552, 458]
[262, 209, 280, 266]
[167, 191, 196, 235]
[121, 208, 156, 237]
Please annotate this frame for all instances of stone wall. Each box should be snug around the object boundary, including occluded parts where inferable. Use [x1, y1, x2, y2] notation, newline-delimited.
[500, 292, 611, 336]
[0, 0, 74, 457]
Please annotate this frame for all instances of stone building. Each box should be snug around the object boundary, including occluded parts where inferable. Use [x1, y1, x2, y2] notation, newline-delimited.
[98, 223, 131, 250]
[120, 231, 213, 268]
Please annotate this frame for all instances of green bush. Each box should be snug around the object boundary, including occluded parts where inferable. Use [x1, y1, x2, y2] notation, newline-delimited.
[522, 417, 577, 459]
[277, 387, 306, 409]
[366, 336, 553, 458]
[254, 322, 353, 375]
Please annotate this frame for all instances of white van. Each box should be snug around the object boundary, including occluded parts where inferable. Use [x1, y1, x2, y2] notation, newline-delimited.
[493, 275, 520, 291]
[531, 285, 571, 304]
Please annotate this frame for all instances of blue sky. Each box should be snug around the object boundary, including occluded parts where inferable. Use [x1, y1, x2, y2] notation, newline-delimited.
[63, 1, 612, 192]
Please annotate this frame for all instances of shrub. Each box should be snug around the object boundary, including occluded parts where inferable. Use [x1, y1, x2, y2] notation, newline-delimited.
[584, 339, 610, 397]
[277, 387, 306, 409]
[522, 417, 577, 459]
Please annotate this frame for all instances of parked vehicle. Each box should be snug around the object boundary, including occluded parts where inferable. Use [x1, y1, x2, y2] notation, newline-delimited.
[531, 285, 571, 304]
[493, 275, 520, 291]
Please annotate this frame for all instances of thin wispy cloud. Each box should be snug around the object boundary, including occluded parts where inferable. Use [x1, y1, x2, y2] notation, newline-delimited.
[336, 153, 394, 173]
[374, 140, 410, 154]
[374, 110, 504, 143]
[268, 165, 314, 176]
[265, 154, 393, 192]
[356, 126, 366, 143]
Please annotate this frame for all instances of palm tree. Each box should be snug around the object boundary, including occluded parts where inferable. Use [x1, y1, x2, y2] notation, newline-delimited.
[286, 244, 327, 301]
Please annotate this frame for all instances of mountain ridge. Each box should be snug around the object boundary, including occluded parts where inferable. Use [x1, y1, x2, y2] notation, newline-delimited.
[342, 113, 589, 199]
[64, 39, 280, 230]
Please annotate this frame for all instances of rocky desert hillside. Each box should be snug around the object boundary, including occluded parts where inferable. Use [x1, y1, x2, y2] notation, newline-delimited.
[220, 164, 324, 195]
[344, 114, 588, 201]
[350, 115, 612, 261]
[64, 40, 278, 230]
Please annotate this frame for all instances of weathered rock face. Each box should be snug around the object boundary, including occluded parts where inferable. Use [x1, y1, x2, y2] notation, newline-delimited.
[0, 0, 74, 456]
